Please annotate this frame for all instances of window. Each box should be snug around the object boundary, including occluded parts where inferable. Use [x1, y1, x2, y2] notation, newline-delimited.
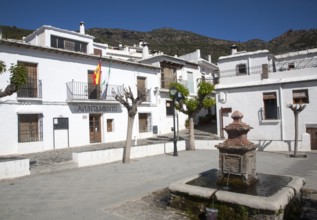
[139, 113, 151, 133]
[187, 71, 194, 93]
[166, 100, 174, 116]
[94, 49, 102, 56]
[293, 89, 309, 104]
[51, 35, 87, 53]
[107, 119, 114, 132]
[263, 92, 278, 120]
[17, 62, 39, 98]
[137, 77, 148, 101]
[161, 63, 176, 89]
[18, 114, 43, 143]
[236, 64, 247, 75]
[288, 62, 295, 70]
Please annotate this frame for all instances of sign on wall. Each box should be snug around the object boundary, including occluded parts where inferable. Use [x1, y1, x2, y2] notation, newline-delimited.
[69, 104, 122, 114]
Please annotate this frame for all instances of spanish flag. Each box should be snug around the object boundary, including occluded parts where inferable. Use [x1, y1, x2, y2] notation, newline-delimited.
[92, 59, 102, 85]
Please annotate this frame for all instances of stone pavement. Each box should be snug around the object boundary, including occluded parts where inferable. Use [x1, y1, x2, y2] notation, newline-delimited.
[1, 125, 317, 219]
[0, 149, 317, 220]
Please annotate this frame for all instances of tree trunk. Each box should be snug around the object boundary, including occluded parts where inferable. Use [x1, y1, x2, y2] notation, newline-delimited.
[187, 115, 195, 150]
[123, 115, 135, 163]
[294, 112, 299, 157]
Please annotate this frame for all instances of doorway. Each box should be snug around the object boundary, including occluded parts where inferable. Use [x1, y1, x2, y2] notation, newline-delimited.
[89, 114, 101, 143]
[306, 127, 317, 150]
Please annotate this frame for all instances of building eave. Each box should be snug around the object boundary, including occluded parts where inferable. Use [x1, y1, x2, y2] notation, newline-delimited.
[0, 39, 160, 70]
[215, 75, 317, 91]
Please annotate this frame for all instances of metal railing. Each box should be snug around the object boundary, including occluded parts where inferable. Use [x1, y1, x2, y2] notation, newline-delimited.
[17, 80, 42, 99]
[66, 81, 124, 101]
[275, 56, 317, 71]
[137, 88, 152, 103]
[220, 65, 274, 78]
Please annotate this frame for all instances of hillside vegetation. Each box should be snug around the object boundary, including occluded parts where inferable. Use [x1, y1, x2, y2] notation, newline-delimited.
[1, 25, 317, 62]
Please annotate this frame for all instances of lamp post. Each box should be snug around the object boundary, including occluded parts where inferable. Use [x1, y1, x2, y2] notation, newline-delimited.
[169, 86, 178, 156]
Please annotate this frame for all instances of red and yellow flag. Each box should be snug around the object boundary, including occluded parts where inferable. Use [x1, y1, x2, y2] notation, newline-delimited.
[92, 60, 102, 85]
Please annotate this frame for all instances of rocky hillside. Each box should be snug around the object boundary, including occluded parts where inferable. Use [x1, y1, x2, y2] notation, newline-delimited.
[1, 25, 317, 62]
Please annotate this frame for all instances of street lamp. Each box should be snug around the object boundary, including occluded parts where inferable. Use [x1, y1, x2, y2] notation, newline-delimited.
[169, 86, 178, 156]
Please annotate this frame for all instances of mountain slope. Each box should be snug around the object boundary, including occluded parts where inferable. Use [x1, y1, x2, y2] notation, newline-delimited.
[1, 25, 317, 61]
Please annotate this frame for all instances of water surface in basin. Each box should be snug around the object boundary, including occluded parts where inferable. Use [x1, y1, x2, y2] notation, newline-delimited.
[186, 169, 292, 197]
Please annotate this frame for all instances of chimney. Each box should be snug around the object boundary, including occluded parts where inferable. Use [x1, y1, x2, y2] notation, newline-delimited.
[231, 45, 237, 55]
[139, 40, 143, 47]
[196, 49, 201, 58]
[80, 21, 85, 34]
[208, 55, 212, 63]
[142, 42, 149, 59]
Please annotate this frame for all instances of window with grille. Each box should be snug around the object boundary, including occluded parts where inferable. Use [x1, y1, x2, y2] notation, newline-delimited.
[18, 114, 43, 143]
[236, 64, 247, 75]
[263, 92, 278, 120]
[17, 62, 39, 98]
[293, 89, 309, 104]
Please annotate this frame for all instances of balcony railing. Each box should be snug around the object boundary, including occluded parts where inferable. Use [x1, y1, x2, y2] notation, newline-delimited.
[17, 80, 42, 99]
[275, 56, 317, 71]
[220, 65, 274, 78]
[137, 88, 152, 103]
[66, 81, 124, 102]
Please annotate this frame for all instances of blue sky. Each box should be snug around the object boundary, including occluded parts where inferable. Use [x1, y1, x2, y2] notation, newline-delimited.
[1, 0, 316, 42]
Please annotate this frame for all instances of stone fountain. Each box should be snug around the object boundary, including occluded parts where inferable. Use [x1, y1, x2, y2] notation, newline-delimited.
[169, 111, 305, 219]
[216, 111, 258, 187]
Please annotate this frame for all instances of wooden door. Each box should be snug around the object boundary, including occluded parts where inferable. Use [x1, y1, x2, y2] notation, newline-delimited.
[306, 127, 317, 150]
[89, 114, 101, 143]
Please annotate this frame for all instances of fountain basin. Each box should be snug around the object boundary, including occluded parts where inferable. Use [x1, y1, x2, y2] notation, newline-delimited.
[169, 171, 305, 219]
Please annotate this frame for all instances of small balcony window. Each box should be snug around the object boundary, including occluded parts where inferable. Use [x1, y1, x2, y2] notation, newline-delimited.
[236, 64, 247, 75]
[293, 89, 309, 104]
[263, 92, 279, 120]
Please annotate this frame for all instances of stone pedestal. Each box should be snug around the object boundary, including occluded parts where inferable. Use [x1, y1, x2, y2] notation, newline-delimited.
[216, 111, 258, 187]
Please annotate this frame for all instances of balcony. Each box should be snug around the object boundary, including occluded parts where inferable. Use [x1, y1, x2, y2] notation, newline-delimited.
[17, 80, 42, 99]
[66, 81, 124, 102]
[220, 65, 274, 78]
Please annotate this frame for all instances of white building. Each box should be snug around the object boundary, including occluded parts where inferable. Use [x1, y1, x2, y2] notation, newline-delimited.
[0, 22, 218, 156]
[215, 45, 317, 151]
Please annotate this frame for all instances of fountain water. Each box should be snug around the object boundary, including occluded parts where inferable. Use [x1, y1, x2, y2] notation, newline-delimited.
[169, 111, 305, 219]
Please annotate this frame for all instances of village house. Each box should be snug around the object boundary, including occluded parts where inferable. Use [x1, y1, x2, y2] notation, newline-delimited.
[215, 45, 317, 151]
[0, 22, 217, 156]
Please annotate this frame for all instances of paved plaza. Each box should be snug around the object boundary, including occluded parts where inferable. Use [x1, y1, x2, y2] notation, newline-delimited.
[0, 149, 317, 220]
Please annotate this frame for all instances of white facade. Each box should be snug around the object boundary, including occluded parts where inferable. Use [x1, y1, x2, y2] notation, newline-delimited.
[0, 23, 218, 156]
[216, 47, 317, 151]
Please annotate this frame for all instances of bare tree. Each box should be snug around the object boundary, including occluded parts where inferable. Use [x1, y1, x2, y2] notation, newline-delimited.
[115, 86, 146, 163]
[0, 61, 27, 98]
[286, 104, 306, 157]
